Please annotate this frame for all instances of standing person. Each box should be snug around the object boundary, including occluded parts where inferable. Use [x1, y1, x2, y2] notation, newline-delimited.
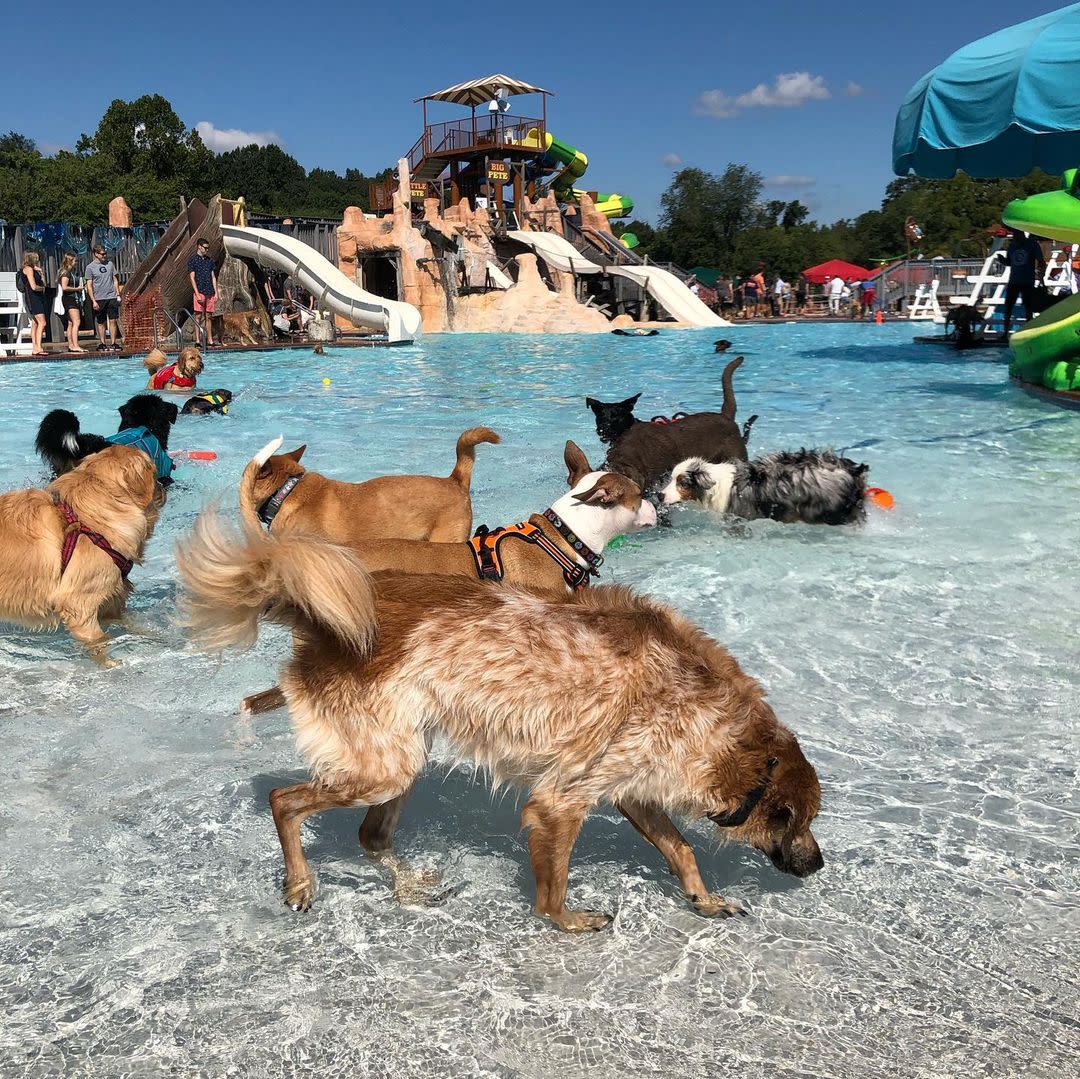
[795, 275, 808, 315]
[187, 239, 218, 347]
[57, 253, 86, 353]
[828, 274, 844, 315]
[20, 252, 48, 357]
[86, 245, 122, 351]
[717, 274, 734, 318]
[772, 275, 786, 318]
[861, 277, 876, 318]
[742, 274, 757, 319]
[751, 266, 767, 318]
[1002, 228, 1046, 337]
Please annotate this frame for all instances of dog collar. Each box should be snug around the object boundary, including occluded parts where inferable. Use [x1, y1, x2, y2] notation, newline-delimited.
[541, 508, 603, 574]
[258, 474, 302, 528]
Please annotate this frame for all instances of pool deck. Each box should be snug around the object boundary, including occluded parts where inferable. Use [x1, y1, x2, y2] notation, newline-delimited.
[0, 335, 404, 365]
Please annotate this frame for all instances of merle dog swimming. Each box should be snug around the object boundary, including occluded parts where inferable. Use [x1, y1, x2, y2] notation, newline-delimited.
[585, 355, 756, 492]
[661, 448, 871, 526]
[36, 393, 179, 482]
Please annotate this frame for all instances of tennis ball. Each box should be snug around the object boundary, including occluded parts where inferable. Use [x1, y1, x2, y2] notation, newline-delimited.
[322, 377, 332, 386]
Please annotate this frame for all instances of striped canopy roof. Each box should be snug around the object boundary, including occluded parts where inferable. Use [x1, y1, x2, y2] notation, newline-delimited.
[417, 74, 552, 106]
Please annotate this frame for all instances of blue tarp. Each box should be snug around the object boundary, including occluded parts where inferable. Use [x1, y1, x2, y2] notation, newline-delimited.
[893, 3, 1080, 178]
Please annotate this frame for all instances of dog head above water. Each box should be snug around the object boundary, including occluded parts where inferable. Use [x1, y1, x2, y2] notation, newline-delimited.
[714, 339, 732, 353]
[585, 392, 641, 445]
[248, 440, 307, 505]
[552, 440, 656, 549]
[177, 346, 205, 380]
[660, 457, 736, 511]
[705, 725, 823, 878]
[118, 393, 180, 450]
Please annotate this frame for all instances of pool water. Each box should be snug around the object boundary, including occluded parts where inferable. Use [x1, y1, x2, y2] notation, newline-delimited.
[1, 326, 1077, 1077]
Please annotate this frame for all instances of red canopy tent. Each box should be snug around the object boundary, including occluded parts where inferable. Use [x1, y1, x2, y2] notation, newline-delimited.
[801, 259, 872, 284]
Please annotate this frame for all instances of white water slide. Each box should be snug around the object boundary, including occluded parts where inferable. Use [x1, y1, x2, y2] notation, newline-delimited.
[221, 224, 423, 343]
[507, 230, 730, 327]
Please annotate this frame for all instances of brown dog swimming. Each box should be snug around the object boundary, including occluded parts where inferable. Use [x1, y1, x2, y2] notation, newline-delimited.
[178, 511, 823, 931]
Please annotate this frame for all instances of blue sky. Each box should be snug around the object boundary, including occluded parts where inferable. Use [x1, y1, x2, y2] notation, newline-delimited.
[6, 1, 1061, 225]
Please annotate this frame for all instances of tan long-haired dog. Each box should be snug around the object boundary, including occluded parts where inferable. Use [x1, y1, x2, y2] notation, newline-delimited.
[246, 428, 501, 545]
[178, 513, 824, 932]
[0, 445, 164, 666]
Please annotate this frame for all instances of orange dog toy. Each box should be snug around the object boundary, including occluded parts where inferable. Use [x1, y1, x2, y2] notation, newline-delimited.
[866, 486, 895, 509]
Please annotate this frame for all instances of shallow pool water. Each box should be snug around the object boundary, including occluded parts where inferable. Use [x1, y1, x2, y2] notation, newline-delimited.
[1, 326, 1077, 1077]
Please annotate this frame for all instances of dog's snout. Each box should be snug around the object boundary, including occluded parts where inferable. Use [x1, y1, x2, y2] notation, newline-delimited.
[636, 500, 658, 529]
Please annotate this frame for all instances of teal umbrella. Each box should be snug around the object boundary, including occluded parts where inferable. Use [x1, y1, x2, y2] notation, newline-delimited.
[893, 3, 1080, 178]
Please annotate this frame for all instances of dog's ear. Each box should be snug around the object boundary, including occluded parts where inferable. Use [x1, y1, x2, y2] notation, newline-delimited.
[683, 463, 715, 492]
[564, 440, 592, 486]
[585, 397, 602, 413]
[572, 475, 625, 505]
[619, 392, 642, 411]
[285, 444, 306, 463]
[164, 401, 179, 424]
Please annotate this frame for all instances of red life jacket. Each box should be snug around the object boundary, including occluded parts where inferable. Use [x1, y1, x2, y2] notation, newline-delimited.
[151, 363, 196, 390]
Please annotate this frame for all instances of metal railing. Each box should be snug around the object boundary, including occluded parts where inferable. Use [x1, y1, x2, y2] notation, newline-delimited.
[404, 115, 545, 175]
[153, 306, 204, 351]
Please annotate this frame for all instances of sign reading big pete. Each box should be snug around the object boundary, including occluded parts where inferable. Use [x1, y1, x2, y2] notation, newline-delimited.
[487, 162, 510, 183]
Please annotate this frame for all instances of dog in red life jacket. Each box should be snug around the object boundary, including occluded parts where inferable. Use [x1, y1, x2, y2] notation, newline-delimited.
[145, 346, 203, 392]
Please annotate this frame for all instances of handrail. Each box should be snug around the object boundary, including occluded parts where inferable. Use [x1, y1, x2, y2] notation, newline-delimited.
[153, 306, 203, 351]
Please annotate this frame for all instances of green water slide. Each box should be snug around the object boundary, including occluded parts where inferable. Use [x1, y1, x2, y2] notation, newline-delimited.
[525, 128, 634, 219]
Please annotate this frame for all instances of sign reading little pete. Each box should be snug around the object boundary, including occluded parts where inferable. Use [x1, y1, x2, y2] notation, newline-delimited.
[409, 183, 427, 200]
[487, 162, 510, 183]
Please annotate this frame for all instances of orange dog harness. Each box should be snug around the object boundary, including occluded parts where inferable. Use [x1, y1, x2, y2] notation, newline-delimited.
[468, 519, 596, 590]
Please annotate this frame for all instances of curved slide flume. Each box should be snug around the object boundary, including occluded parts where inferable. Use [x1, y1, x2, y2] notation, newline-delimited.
[525, 129, 633, 219]
[221, 225, 422, 343]
[506, 230, 730, 327]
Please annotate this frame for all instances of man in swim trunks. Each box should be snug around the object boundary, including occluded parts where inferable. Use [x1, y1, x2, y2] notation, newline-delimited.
[86, 245, 122, 351]
[188, 239, 218, 347]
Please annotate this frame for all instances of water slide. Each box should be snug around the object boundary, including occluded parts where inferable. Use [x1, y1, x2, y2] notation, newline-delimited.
[523, 129, 634, 219]
[506, 229, 730, 327]
[221, 224, 422, 343]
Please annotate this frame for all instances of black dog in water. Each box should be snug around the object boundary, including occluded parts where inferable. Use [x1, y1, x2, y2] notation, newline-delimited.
[714, 339, 733, 353]
[35, 393, 179, 481]
[181, 388, 233, 415]
[944, 305, 986, 350]
[585, 355, 756, 492]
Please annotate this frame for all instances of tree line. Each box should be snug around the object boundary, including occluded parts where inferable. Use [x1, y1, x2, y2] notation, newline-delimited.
[0, 94, 1060, 275]
[615, 164, 1059, 280]
[0, 95, 387, 225]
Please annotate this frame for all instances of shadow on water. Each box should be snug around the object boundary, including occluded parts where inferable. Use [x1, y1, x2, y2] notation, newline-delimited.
[250, 768, 802, 909]
[801, 344, 1011, 367]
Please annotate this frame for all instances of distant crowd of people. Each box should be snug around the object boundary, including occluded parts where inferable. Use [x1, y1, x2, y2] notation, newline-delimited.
[691, 266, 879, 320]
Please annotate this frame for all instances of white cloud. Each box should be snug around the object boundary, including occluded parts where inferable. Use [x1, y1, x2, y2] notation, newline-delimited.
[695, 72, 856, 119]
[196, 121, 282, 153]
[736, 72, 831, 109]
[765, 174, 817, 187]
[694, 90, 739, 119]
[662, 152, 683, 167]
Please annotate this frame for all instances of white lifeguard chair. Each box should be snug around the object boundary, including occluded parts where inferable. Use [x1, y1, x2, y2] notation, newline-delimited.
[907, 279, 943, 320]
[949, 251, 1011, 329]
[0, 272, 33, 357]
[1043, 245, 1078, 295]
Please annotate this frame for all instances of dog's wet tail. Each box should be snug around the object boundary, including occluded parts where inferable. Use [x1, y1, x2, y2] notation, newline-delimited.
[720, 356, 744, 419]
[450, 427, 501, 489]
[35, 408, 97, 476]
[177, 504, 377, 659]
[741, 414, 758, 445]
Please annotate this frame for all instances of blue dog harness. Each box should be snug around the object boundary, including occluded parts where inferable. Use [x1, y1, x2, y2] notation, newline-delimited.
[105, 427, 174, 482]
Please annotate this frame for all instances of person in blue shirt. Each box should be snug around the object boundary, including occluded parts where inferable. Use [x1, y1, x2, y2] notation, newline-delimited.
[187, 239, 218, 347]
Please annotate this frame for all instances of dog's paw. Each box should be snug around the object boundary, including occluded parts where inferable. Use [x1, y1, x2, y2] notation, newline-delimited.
[542, 908, 613, 933]
[283, 876, 315, 913]
[690, 893, 747, 918]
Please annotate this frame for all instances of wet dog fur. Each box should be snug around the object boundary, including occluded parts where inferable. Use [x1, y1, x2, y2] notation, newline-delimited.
[181, 389, 233, 416]
[35, 394, 179, 479]
[661, 449, 870, 525]
[238, 438, 656, 716]
[177, 511, 824, 930]
[0, 445, 165, 665]
[586, 356, 754, 492]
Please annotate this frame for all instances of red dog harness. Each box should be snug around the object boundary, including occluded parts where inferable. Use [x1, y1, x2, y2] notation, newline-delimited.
[649, 411, 690, 425]
[54, 495, 134, 579]
[468, 514, 600, 590]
